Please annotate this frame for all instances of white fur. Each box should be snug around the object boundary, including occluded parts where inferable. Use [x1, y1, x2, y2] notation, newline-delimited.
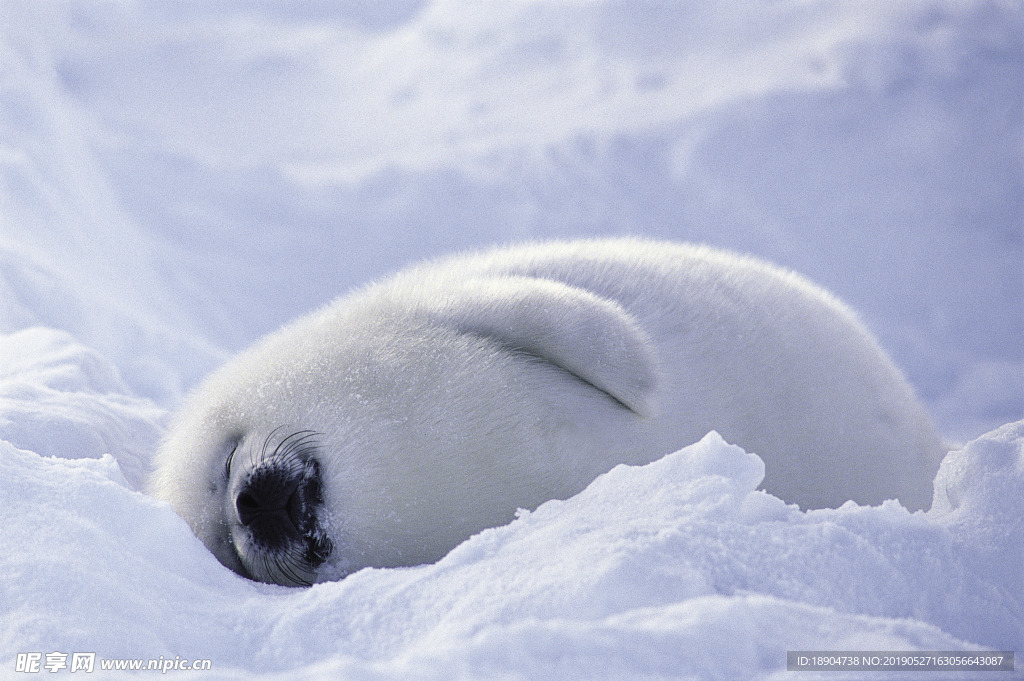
[149, 238, 946, 581]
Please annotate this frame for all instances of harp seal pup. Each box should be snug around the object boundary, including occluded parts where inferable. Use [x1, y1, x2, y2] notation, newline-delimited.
[148, 238, 946, 586]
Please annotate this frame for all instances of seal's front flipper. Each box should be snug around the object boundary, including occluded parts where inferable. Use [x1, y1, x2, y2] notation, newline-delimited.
[420, 276, 660, 417]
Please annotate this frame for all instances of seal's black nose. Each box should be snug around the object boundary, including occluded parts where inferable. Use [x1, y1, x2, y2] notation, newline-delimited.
[236, 464, 320, 553]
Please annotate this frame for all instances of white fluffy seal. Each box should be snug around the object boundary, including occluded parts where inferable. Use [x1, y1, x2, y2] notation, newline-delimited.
[149, 239, 946, 586]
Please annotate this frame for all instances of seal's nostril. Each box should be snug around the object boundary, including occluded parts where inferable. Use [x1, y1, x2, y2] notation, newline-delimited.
[235, 491, 260, 526]
[307, 475, 323, 505]
[286, 487, 303, 529]
[285, 475, 321, 533]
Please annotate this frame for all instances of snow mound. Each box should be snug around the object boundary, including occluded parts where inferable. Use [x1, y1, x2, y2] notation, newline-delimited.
[0, 328, 163, 490]
[3, 419, 1021, 679]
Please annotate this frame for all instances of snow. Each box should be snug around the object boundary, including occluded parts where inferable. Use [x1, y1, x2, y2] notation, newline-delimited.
[3, 422, 1022, 678]
[1, 0, 1021, 678]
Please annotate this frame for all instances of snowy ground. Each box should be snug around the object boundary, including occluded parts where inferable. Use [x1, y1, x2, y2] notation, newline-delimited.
[1, 1, 1022, 679]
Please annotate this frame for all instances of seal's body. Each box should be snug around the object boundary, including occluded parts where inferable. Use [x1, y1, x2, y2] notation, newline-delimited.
[149, 239, 945, 586]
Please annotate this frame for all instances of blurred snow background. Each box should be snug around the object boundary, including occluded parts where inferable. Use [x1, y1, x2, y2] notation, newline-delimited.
[1, 1, 1022, 678]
